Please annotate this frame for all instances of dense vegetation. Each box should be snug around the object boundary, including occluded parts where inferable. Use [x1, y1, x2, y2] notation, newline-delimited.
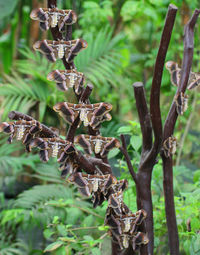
[0, 0, 200, 255]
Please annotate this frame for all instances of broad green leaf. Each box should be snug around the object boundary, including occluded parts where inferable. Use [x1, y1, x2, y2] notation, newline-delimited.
[108, 148, 120, 159]
[43, 229, 54, 239]
[91, 247, 101, 255]
[44, 241, 63, 252]
[117, 126, 132, 134]
[130, 136, 142, 151]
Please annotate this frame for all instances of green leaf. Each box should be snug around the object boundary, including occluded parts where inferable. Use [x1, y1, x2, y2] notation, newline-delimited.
[108, 148, 120, 159]
[130, 136, 142, 151]
[39, 101, 46, 122]
[44, 241, 63, 252]
[55, 246, 68, 255]
[43, 229, 54, 239]
[91, 247, 101, 255]
[193, 170, 200, 183]
[117, 126, 132, 134]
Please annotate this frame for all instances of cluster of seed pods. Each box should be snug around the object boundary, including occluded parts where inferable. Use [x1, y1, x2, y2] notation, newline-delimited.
[0, 5, 149, 252]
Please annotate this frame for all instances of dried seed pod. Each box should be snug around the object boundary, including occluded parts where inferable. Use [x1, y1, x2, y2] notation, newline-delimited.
[68, 172, 117, 197]
[59, 156, 79, 178]
[105, 179, 128, 199]
[175, 92, 188, 115]
[131, 232, 149, 251]
[165, 61, 200, 89]
[165, 61, 180, 87]
[30, 8, 77, 32]
[107, 190, 124, 216]
[110, 230, 148, 251]
[53, 102, 112, 129]
[119, 210, 147, 234]
[74, 135, 120, 157]
[105, 209, 147, 236]
[47, 69, 85, 95]
[29, 137, 74, 162]
[33, 39, 88, 63]
[0, 120, 42, 146]
[163, 136, 177, 158]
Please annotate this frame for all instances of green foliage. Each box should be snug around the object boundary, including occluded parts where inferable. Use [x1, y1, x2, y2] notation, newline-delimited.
[0, 0, 200, 254]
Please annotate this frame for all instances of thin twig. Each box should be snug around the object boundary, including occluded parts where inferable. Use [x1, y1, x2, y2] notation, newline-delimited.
[67, 226, 103, 231]
[119, 134, 137, 184]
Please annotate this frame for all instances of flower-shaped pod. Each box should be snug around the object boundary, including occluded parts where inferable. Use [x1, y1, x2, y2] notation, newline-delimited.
[30, 8, 77, 32]
[107, 190, 125, 216]
[74, 135, 120, 157]
[53, 102, 112, 129]
[29, 137, 75, 162]
[33, 39, 88, 63]
[47, 69, 85, 95]
[105, 209, 147, 235]
[163, 136, 177, 158]
[68, 172, 117, 197]
[110, 231, 149, 251]
[174, 92, 188, 115]
[165, 60, 200, 90]
[0, 120, 42, 146]
[59, 157, 79, 178]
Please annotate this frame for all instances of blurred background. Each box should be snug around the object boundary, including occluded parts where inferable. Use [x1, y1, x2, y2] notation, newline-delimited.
[0, 0, 200, 254]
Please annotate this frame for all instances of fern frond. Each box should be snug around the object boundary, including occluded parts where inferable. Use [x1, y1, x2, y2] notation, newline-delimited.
[0, 238, 27, 255]
[14, 184, 73, 209]
[31, 162, 63, 183]
[75, 28, 125, 96]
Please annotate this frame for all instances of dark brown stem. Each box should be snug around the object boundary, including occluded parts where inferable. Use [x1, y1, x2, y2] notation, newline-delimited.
[161, 155, 179, 255]
[132, 5, 178, 255]
[136, 171, 152, 255]
[87, 156, 112, 174]
[73, 151, 111, 175]
[79, 84, 93, 103]
[66, 116, 80, 143]
[120, 134, 137, 184]
[162, 9, 200, 255]
[8, 111, 33, 121]
[149, 4, 178, 159]
[163, 9, 200, 139]
[8, 111, 58, 137]
[133, 82, 152, 155]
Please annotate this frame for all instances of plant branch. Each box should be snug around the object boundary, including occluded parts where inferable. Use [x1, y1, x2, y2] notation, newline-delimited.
[133, 82, 152, 155]
[119, 134, 137, 184]
[161, 10, 200, 255]
[149, 4, 178, 158]
[163, 9, 200, 140]
[131, 5, 178, 255]
[73, 151, 112, 175]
